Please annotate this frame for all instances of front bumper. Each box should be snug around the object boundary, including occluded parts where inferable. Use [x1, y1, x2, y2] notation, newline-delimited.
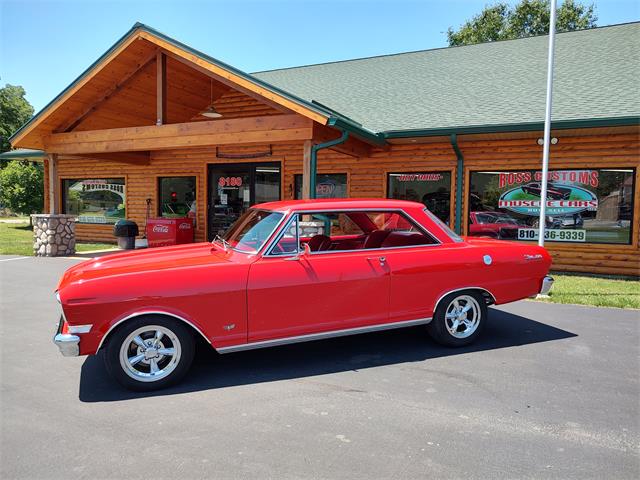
[53, 316, 80, 357]
[539, 275, 554, 295]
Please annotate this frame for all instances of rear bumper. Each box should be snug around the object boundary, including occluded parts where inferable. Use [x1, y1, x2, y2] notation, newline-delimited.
[53, 317, 80, 357]
[539, 275, 554, 295]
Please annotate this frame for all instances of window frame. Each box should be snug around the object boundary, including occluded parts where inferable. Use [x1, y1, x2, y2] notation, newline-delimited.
[264, 208, 442, 257]
[466, 167, 637, 246]
[60, 176, 127, 224]
[293, 172, 349, 200]
[157, 175, 197, 218]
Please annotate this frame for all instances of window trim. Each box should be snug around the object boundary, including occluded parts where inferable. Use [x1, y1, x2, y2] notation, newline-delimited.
[264, 208, 442, 257]
[466, 167, 636, 246]
[60, 176, 127, 224]
[157, 175, 197, 218]
[293, 172, 349, 200]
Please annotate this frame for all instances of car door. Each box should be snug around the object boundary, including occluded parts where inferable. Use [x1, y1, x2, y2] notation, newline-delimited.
[246, 213, 390, 342]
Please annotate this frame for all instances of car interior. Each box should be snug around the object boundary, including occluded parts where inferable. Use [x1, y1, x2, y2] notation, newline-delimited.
[271, 210, 438, 255]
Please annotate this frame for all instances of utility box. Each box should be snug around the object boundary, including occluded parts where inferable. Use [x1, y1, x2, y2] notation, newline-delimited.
[146, 218, 194, 248]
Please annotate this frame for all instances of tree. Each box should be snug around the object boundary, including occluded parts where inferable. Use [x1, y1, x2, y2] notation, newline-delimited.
[0, 160, 44, 220]
[447, 0, 597, 46]
[0, 84, 34, 153]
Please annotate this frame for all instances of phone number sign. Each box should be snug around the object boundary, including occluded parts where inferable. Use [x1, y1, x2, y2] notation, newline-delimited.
[517, 228, 586, 242]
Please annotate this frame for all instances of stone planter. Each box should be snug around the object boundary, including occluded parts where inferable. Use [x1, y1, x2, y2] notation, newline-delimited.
[31, 214, 76, 257]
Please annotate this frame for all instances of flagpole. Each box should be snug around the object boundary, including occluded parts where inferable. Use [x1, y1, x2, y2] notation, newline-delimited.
[538, 0, 558, 247]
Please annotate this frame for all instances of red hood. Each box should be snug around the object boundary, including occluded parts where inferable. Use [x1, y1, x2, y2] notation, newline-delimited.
[57, 242, 232, 290]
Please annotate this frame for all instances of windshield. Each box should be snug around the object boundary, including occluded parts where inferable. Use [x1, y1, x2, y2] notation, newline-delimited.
[218, 209, 284, 253]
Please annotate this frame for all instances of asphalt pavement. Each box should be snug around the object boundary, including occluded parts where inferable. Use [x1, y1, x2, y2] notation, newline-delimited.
[1, 255, 638, 479]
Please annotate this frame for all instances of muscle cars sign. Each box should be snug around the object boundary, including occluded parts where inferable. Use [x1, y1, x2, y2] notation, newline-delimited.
[469, 168, 635, 245]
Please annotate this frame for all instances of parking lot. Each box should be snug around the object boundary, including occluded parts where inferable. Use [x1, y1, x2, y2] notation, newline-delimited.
[1, 255, 638, 479]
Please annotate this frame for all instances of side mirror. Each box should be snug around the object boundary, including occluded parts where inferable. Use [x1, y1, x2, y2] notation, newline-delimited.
[302, 243, 312, 256]
[285, 243, 312, 261]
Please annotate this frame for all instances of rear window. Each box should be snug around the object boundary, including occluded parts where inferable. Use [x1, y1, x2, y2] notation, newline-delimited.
[424, 208, 463, 243]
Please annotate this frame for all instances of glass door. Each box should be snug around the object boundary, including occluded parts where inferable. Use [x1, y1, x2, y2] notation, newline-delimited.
[208, 162, 281, 240]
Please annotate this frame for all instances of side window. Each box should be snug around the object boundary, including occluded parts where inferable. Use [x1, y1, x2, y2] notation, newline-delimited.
[360, 211, 439, 249]
[271, 215, 301, 255]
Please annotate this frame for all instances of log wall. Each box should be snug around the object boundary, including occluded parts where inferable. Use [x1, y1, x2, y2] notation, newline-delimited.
[47, 128, 639, 276]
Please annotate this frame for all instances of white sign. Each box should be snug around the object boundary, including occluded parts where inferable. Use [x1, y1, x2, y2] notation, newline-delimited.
[220, 193, 228, 205]
[517, 228, 586, 242]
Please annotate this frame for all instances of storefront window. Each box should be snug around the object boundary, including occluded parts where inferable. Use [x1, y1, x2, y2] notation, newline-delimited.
[62, 178, 125, 224]
[387, 171, 452, 223]
[468, 169, 635, 244]
[294, 173, 347, 199]
[159, 176, 196, 219]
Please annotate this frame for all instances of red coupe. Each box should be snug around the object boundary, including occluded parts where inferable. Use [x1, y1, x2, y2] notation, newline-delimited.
[54, 199, 553, 391]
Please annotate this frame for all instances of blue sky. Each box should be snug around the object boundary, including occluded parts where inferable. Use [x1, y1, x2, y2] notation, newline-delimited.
[1, 0, 638, 111]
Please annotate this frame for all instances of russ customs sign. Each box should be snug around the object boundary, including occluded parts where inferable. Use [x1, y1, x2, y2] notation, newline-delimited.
[497, 170, 598, 216]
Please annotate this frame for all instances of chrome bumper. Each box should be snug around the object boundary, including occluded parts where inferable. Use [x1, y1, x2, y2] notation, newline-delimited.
[53, 317, 80, 357]
[540, 275, 554, 295]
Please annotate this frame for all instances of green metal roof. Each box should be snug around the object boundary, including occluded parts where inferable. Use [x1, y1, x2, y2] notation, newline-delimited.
[254, 22, 640, 135]
[11, 22, 639, 147]
[0, 149, 45, 161]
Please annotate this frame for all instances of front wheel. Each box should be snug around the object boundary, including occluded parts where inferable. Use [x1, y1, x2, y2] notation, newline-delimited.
[104, 316, 195, 391]
[427, 291, 487, 347]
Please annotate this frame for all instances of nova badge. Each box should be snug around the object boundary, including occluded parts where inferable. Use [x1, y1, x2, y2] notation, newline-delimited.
[524, 254, 543, 261]
[223, 324, 236, 331]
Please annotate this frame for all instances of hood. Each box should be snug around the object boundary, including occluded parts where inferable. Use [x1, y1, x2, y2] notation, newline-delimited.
[57, 242, 232, 290]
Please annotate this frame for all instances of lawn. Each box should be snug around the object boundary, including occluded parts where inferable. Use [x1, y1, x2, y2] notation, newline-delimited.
[533, 273, 640, 309]
[0, 222, 115, 256]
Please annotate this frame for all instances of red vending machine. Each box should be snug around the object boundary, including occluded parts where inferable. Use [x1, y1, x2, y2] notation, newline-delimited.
[146, 218, 194, 248]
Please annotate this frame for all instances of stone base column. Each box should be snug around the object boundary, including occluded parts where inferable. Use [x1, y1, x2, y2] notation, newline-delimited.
[31, 214, 76, 257]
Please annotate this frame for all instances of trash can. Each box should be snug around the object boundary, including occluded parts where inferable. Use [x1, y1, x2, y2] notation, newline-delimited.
[113, 219, 139, 250]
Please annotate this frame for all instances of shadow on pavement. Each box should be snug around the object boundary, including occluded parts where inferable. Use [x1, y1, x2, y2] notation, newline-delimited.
[78, 307, 576, 402]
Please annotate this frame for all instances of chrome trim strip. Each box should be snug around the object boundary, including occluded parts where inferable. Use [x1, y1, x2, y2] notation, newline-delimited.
[216, 317, 432, 354]
[434, 287, 497, 311]
[96, 310, 211, 351]
[68, 324, 92, 334]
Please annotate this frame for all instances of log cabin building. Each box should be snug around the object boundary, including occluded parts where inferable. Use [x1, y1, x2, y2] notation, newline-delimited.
[7, 22, 640, 276]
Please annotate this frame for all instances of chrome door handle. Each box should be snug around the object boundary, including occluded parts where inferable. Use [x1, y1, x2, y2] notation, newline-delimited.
[367, 256, 386, 265]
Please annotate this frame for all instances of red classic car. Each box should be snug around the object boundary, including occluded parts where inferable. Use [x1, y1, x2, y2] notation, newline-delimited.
[54, 199, 553, 391]
[469, 211, 523, 239]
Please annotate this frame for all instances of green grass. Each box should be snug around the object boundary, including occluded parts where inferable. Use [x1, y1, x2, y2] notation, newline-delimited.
[0, 222, 116, 256]
[533, 273, 640, 309]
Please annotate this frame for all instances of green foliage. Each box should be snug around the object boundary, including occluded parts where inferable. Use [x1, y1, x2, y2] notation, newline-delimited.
[533, 274, 639, 309]
[0, 84, 34, 153]
[448, 0, 597, 46]
[0, 160, 44, 215]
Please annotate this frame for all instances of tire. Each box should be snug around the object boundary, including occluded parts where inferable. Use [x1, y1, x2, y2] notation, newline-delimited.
[427, 290, 487, 347]
[104, 315, 195, 391]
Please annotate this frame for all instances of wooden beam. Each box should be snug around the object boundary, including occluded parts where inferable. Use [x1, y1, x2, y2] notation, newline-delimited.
[56, 47, 159, 133]
[163, 50, 292, 117]
[312, 124, 372, 158]
[64, 152, 151, 164]
[47, 154, 58, 214]
[302, 140, 312, 199]
[44, 114, 313, 154]
[156, 52, 167, 125]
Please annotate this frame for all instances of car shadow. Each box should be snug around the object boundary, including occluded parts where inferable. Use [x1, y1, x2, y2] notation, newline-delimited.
[78, 308, 576, 402]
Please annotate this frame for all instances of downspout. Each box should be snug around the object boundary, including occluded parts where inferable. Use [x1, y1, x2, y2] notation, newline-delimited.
[309, 130, 349, 198]
[450, 134, 464, 234]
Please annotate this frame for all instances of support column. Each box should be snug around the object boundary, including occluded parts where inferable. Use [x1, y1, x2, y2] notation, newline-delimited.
[302, 140, 312, 199]
[156, 52, 167, 125]
[47, 153, 58, 214]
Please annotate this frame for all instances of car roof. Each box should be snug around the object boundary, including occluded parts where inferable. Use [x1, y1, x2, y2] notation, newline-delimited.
[254, 198, 426, 212]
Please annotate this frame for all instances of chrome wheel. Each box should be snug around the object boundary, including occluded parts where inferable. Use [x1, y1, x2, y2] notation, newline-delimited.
[444, 295, 481, 339]
[119, 325, 182, 382]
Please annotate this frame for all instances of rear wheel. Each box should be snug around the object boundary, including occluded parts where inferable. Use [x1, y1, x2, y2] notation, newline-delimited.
[427, 291, 487, 347]
[104, 316, 195, 391]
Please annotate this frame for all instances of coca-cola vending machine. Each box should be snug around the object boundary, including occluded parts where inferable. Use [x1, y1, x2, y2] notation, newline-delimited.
[146, 218, 194, 248]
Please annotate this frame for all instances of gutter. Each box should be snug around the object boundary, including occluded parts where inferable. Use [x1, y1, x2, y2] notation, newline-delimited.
[310, 131, 350, 198]
[449, 134, 464, 235]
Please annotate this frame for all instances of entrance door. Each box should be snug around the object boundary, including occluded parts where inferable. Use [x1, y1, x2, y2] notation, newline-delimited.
[208, 162, 281, 240]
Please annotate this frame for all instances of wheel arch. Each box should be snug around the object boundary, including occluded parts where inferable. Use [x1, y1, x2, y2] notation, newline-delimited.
[434, 287, 496, 314]
[97, 310, 211, 351]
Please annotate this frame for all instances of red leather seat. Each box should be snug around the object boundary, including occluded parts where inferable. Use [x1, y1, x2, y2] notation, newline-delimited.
[363, 230, 391, 249]
[307, 234, 332, 252]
